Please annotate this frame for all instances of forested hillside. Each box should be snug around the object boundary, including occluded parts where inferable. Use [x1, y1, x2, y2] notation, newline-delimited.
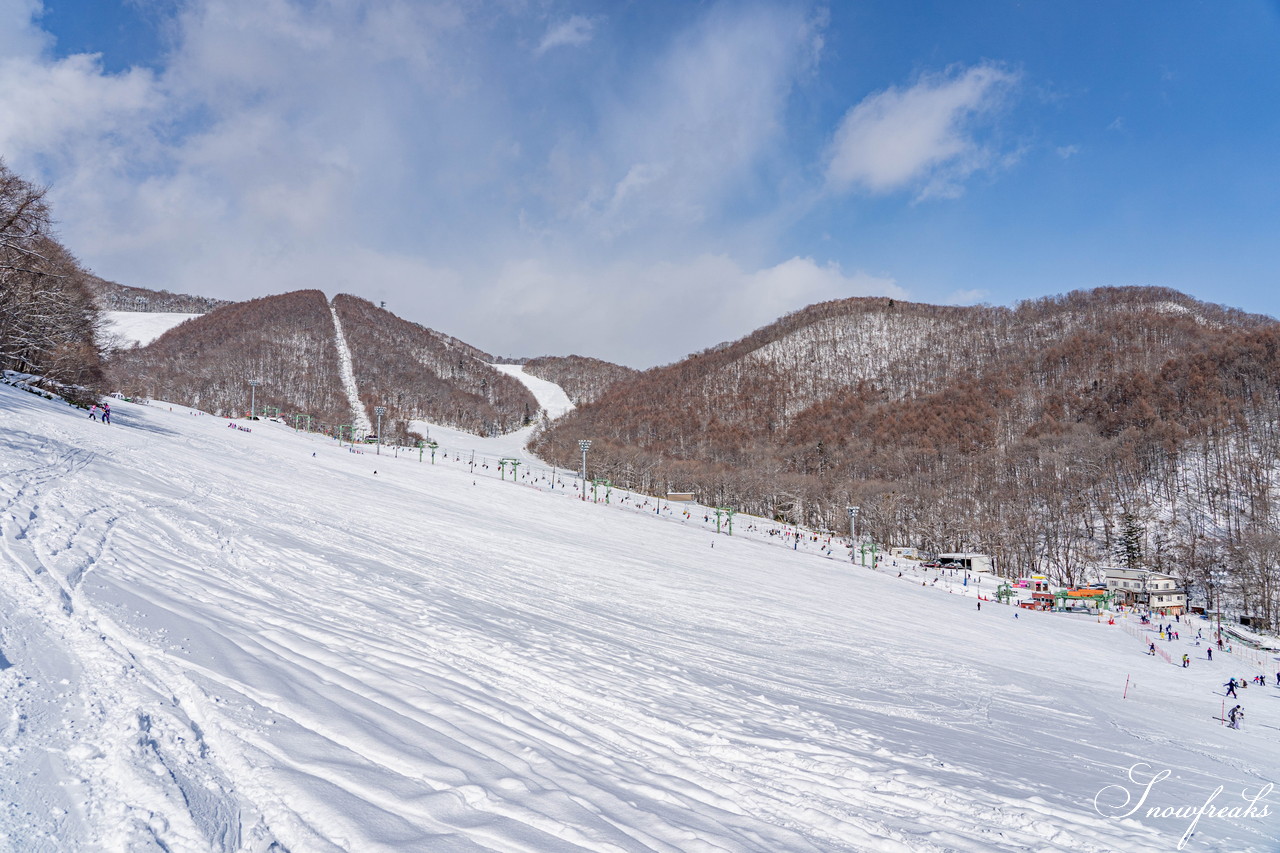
[532, 287, 1280, 624]
[523, 355, 639, 405]
[108, 290, 352, 423]
[86, 275, 233, 314]
[333, 294, 536, 440]
[0, 161, 104, 400]
[106, 291, 538, 440]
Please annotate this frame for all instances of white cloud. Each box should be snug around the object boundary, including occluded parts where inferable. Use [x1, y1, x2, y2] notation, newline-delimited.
[825, 62, 1019, 199]
[0, 1, 909, 369]
[1056, 144, 1080, 159]
[0, 0, 48, 58]
[568, 3, 823, 237]
[0, 52, 158, 167]
[742, 257, 905, 322]
[536, 15, 595, 55]
[475, 254, 904, 367]
[945, 288, 989, 305]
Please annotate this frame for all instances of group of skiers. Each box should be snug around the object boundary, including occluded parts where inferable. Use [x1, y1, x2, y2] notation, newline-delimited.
[1220, 675, 1280, 730]
[1141, 621, 1277, 732]
[87, 402, 111, 423]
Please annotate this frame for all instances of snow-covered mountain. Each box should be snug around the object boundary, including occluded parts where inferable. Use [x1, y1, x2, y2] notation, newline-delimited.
[105, 291, 539, 441]
[2, 379, 1277, 851]
[531, 287, 1280, 587]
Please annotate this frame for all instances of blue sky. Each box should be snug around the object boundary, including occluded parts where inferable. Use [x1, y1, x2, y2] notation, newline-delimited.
[2, 0, 1278, 367]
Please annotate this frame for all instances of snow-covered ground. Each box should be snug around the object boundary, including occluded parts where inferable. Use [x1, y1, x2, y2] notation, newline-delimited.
[2, 382, 1279, 852]
[490, 365, 574, 420]
[327, 301, 373, 436]
[407, 364, 574, 465]
[102, 311, 203, 348]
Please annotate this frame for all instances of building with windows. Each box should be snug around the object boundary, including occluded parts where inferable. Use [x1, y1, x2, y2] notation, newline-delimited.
[1103, 568, 1187, 614]
[937, 553, 995, 574]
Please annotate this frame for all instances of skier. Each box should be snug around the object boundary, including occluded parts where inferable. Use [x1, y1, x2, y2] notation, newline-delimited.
[101, 402, 110, 424]
[1207, 648, 1213, 661]
[88, 404, 98, 421]
[1228, 705, 1243, 729]
[1148, 642, 1157, 656]
[1226, 678, 1238, 698]
[977, 602, 981, 611]
[1182, 654, 1189, 668]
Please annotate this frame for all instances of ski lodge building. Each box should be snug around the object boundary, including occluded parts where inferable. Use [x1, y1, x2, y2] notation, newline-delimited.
[1103, 568, 1187, 614]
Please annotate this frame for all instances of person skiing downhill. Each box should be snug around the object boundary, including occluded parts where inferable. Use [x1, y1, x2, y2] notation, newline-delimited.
[1226, 678, 1238, 698]
[1228, 705, 1243, 729]
[101, 402, 111, 424]
[88, 404, 98, 420]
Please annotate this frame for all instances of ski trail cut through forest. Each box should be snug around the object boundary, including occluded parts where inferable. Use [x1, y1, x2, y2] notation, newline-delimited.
[329, 298, 373, 435]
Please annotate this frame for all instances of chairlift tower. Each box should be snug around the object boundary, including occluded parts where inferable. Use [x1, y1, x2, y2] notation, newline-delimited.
[248, 379, 262, 419]
[578, 439, 591, 501]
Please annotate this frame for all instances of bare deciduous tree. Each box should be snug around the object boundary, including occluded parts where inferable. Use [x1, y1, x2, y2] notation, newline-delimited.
[0, 161, 104, 398]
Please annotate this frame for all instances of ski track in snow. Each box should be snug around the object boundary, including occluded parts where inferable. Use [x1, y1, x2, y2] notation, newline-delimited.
[489, 365, 574, 420]
[1, 383, 1278, 852]
[328, 300, 373, 436]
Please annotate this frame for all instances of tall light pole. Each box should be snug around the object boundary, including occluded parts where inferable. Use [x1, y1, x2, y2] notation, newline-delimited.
[847, 506, 860, 563]
[374, 406, 386, 455]
[578, 439, 591, 502]
[248, 379, 261, 419]
[1210, 568, 1229, 646]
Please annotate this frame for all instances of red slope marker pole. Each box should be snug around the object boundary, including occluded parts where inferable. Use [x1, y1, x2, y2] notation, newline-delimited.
[1123, 674, 1130, 699]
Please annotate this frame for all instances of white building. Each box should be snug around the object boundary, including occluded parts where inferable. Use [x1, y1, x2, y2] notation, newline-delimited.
[938, 553, 995, 574]
[1103, 568, 1187, 614]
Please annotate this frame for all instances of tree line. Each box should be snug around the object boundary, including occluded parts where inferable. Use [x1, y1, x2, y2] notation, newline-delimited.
[87, 275, 233, 314]
[523, 355, 639, 406]
[0, 160, 104, 401]
[333, 294, 536, 441]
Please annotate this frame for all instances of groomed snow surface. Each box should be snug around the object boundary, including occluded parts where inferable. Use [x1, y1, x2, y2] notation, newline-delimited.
[102, 312, 203, 348]
[1, 383, 1278, 852]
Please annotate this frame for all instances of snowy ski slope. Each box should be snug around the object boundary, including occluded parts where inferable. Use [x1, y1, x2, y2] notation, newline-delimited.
[1, 383, 1278, 852]
[102, 312, 203, 348]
